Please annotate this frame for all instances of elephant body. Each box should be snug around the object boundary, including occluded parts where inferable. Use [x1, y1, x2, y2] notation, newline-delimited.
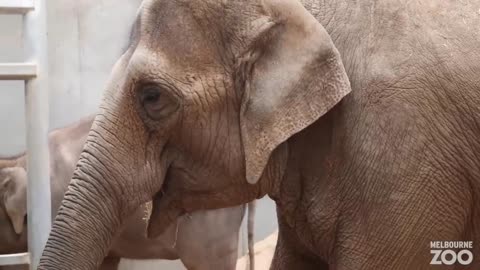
[274, 1, 480, 269]
[39, 0, 480, 269]
[0, 115, 253, 270]
[277, 1, 480, 268]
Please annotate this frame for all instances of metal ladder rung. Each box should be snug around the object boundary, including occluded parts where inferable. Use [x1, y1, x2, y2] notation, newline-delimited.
[0, 63, 37, 80]
[0, 253, 30, 266]
[1, 0, 55, 268]
[0, 0, 34, 14]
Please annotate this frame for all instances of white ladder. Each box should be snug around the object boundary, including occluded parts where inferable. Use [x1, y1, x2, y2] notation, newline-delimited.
[0, 0, 52, 269]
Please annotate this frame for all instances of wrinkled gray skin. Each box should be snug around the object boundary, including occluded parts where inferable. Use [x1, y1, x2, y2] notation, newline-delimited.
[0, 116, 255, 270]
[39, 0, 480, 269]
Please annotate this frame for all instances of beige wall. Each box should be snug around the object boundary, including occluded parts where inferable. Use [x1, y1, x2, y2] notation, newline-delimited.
[0, 0, 142, 155]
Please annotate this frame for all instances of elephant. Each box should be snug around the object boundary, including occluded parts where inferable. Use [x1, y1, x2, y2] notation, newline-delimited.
[38, 0, 480, 269]
[0, 115, 256, 270]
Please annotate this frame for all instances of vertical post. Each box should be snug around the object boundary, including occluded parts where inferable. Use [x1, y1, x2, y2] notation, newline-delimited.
[240, 212, 248, 256]
[23, 0, 51, 269]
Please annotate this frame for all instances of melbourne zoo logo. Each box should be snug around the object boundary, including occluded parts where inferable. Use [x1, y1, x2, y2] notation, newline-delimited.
[430, 241, 473, 266]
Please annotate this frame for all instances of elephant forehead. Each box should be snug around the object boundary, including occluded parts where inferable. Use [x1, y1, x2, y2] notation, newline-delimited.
[137, 0, 222, 71]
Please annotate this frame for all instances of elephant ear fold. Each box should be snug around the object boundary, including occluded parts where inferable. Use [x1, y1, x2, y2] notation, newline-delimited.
[237, 0, 351, 184]
[1, 167, 28, 234]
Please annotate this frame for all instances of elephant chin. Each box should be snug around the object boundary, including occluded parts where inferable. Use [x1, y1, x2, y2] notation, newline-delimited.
[146, 178, 185, 238]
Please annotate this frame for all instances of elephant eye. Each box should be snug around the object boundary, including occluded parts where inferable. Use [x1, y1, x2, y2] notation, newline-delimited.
[144, 90, 160, 103]
[139, 85, 178, 120]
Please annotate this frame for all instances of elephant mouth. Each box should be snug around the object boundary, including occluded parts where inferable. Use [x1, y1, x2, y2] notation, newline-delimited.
[152, 174, 169, 208]
[156, 167, 173, 199]
[146, 170, 186, 238]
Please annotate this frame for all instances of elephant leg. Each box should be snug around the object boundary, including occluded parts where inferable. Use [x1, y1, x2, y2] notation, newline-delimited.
[270, 231, 328, 270]
[271, 214, 329, 270]
[183, 248, 238, 270]
[99, 256, 121, 270]
[179, 236, 239, 270]
[176, 208, 245, 270]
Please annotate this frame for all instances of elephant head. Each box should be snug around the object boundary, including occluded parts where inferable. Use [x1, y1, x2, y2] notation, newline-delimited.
[39, 0, 351, 268]
[0, 167, 27, 235]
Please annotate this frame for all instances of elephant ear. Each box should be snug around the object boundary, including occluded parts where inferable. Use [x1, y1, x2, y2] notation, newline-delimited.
[0, 167, 28, 235]
[237, 0, 351, 184]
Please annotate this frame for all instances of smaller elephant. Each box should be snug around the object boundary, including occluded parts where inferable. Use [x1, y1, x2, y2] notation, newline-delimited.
[0, 115, 256, 270]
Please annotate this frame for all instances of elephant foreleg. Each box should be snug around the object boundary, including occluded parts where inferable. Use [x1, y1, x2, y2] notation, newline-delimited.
[270, 231, 327, 270]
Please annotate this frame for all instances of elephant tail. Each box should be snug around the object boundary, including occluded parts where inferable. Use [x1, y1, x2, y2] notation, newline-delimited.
[246, 200, 256, 270]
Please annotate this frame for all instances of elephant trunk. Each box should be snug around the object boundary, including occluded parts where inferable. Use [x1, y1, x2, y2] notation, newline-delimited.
[38, 146, 126, 269]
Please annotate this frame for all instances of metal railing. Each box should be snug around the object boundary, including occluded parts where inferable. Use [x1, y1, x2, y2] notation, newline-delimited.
[0, 0, 52, 269]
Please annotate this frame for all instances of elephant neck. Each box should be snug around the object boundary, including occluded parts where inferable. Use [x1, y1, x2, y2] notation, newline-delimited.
[269, 115, 342, 261]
